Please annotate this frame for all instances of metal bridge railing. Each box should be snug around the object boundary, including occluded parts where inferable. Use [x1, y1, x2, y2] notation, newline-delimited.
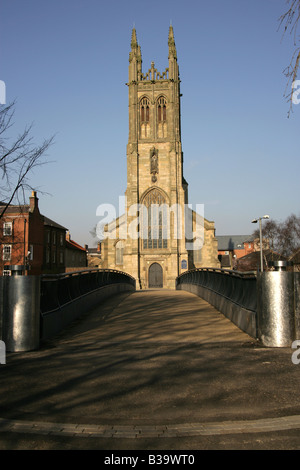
[40, 269, 136, 314]
[176, 268, 257, 313]
[0, 269, 136, 352]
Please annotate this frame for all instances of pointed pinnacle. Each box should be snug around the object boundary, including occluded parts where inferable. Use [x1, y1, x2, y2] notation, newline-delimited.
[168, 25, 177, 58]
[131, 27, 138, 48]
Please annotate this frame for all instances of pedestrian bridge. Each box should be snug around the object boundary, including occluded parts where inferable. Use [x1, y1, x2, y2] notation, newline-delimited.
[1, 268, 300, 449]
[1, 267, 299, 352]
[2, 285, 300, 449]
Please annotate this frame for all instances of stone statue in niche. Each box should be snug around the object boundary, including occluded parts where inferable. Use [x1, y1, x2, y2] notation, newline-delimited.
[150, 147, 158, 182]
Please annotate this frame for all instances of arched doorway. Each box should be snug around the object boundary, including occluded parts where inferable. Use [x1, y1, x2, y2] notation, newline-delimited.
[148, 263, 163, 288]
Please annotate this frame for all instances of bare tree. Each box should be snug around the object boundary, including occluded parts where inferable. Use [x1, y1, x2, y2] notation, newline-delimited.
[0, 101, 54, 219]
[257, 219, 279, 252]
[278, 213, 300, 256]
[253, 213, 300, 258]
[279, 0, 300, 116]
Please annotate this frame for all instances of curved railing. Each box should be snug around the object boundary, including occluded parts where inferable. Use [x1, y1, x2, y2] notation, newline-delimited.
[176, 268, 257, 313]
[40, 269, 136, 314]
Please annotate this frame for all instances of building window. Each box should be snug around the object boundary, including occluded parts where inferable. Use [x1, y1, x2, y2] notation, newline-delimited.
[140, 97, 150, 122]
[60, 251, 64, 264]
[3, 268, 11, 276]
[157, 96, 167, 138]
[140, 97, 150, 138]
[115, 240, 124, 265]
[3, 222, 12, 236]
[3, 245, 11, 261]
[142, 189, 168, 250]
[157, 96, 167, 122]
[60, 233, 64, 246]
[53, 232, 56, 245]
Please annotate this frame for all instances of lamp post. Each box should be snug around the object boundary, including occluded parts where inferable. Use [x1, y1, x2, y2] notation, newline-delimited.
[251, 215, 269, 272]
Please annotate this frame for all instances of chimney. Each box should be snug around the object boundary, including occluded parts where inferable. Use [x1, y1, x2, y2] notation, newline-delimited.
[29, 191, 39, 212]
[97, 242, 101, 253]
[66, 231, 71, 242]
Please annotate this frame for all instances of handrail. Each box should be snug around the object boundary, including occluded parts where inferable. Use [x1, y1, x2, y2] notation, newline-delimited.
[41, 268, 136, 281]
[176, 268, 257, 313]
[177, 267, 256, 281]
[40, 269, 136, 314]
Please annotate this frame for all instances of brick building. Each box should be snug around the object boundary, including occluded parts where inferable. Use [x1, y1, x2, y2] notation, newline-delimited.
[43, 216, 67, 274]
[217, 235, 270, 270]
[217, 235, 252, 269]
[0, 191, 44, 275]
[0, 191, 78, 275]
[65, 232, 87, 271]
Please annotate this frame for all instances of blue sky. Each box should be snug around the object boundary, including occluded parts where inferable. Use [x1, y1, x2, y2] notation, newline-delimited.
[1, 0, 299, 247]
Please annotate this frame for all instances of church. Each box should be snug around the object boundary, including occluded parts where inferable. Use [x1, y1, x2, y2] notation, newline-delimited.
[101, 27, 219, 289]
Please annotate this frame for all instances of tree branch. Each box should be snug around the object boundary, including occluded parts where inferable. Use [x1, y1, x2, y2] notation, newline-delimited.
[0, 101, 54, 219]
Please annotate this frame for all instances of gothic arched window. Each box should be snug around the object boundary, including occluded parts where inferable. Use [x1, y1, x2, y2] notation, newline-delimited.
[140, 97, 150, 138]
[157, 96, 167, 122]
[140, 97, 150, 122]
[157, 96, 167, 138]
[142, 189, 168, 249]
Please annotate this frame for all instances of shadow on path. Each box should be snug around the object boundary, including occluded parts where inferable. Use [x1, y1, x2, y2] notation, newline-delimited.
[0, 289, 299, 449]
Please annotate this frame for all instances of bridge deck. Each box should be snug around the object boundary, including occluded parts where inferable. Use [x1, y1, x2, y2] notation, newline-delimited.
[0, 289, 300, 450]
[78, 289, 252, 346]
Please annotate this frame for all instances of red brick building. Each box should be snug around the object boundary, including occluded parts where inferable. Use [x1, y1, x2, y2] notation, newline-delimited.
[43, 216, 67, 274]
[217, 235, 253, 269]
[0, 191, 44, 275]
[217, 235, 271, 270]
[65, 232, 87, 271]
[0, 192, 69, 275]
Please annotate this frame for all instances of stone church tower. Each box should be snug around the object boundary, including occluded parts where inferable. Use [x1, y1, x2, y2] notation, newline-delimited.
[101, 27, 219, 288]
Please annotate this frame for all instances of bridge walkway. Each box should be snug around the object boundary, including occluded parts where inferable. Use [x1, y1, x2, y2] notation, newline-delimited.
[0, 289, 300, 450]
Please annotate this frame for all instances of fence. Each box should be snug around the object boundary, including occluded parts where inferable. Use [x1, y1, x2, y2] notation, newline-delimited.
[0, 269, 136, 352]
[176, 268, 257, 338]
[40, 269, 135, 314]
[176, 268, 300, 347]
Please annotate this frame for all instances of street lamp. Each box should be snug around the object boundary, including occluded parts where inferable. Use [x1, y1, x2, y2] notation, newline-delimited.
[251, 215, 269, 272]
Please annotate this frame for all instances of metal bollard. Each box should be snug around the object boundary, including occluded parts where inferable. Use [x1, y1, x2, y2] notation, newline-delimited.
[1, 276, 40, 352]
[257, 272, 295, 347]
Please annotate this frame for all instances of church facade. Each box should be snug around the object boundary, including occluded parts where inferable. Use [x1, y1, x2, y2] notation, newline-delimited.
[101, 27, 219, 289]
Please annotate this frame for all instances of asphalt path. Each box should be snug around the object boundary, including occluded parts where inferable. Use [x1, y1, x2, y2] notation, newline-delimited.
[0, 289, 299, 451]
